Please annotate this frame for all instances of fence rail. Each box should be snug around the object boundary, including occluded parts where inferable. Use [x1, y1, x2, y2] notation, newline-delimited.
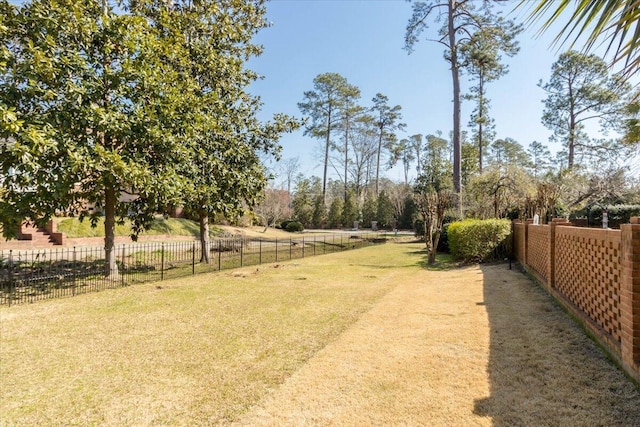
[0, 233, 383, 306]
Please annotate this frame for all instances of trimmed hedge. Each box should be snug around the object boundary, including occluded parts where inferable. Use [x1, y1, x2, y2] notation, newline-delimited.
[448, 218, 511, 262]
[285, 221, 304, 232]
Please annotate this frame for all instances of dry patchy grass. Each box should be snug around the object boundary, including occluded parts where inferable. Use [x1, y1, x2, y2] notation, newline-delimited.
[0, 245, 403, 426]
[235, 254, 640, 426]
[2, 243, 640, 426]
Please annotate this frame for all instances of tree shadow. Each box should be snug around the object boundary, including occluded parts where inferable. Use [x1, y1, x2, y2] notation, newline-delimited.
[475, 264, 640, 426]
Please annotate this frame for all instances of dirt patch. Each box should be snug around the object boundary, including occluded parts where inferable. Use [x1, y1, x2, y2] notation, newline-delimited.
[235, 263, 640, 426]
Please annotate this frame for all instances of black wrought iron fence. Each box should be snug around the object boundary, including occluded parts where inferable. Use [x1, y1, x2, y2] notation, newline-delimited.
[0, 233, 383, 306]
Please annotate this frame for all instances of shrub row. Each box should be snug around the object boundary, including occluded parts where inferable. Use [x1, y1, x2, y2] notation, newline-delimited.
[448, 218, 511, 262]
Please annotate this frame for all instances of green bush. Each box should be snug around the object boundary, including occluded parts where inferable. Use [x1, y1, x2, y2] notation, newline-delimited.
[285, 221, 304, 232]
[448, 218, 511, 262]
[571, 204, 640, 229]
[436, 223, 450, 253]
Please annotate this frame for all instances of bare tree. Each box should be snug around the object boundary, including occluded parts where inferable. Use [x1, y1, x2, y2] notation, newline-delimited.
[278, 156, 301, 194]
[254, 188, 292, 232]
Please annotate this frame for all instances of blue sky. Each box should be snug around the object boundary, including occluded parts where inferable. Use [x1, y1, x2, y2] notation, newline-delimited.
[247, 0, 603, 182]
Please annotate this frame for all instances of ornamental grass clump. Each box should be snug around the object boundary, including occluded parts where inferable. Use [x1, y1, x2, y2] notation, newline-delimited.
[448, 218, 511, 262]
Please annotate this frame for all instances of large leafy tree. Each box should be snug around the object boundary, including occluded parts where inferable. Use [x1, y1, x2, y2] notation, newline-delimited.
[414, 133, 453, 264]
[0, 0, 297, 272]
[540, 50, 629, 169]
[133, 0, 298, 264]
[1, 0, 191, 277]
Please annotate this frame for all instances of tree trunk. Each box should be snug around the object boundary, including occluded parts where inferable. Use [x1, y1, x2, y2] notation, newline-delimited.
[478, 75, 485, 174]
[430, 228, 440, 264]
[448, 0, 462, 197]
[344, 115, 349, 203]
[322, 106, 332, 207]
[376, 129, 383, 196]
[568, 113, 575, 169]
[199, 212, 210, 263]
[104, 185, 119, 278]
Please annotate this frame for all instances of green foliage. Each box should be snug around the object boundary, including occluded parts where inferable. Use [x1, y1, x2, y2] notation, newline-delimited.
[523, 0, 640, 77]
[311, 196, 326, 228]
[0, 0, 298, 275]
[292, 176, 321, 227]
[371, 93, 405, 195]
[540, 50, 630, 169]
[361, 196, 377, 228]
[398, 195, 417, 229]
[464, 166, 535, 219]
[285, 221, 304, 233]
[489, 138, 531, 169]
[327, 197, 343, 229]
[341, 192, 358, 227]
[572, 204, 640, 229]
[278, 219, 294, 230]
[436, 223, 450, 253]
[448, 218, 511, 262]
[376, 191, 395, 228]
[298, 73, 353, 205]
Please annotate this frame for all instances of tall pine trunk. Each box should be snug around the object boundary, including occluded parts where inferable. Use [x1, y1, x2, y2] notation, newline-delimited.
[322, 106, 333, 207]
[478, 75, 485, 174]
[375, 130, 383, 196]
[568, 113, 576, 169]
[344, 116, 349, 203]
[448, 0, 462, 197]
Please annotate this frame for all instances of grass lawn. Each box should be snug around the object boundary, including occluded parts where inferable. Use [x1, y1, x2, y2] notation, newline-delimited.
[55, 216, 219, 238]
[55, 217, 306, 240]
[4, 242, 638, 426]
[0, 243, 408, 426]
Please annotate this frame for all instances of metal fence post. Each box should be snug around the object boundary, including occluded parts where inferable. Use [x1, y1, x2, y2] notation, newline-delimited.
[8, 250, 13, 307]
[192, 242, 196, 275]
[218, 240, 222, 271]
[121, 244, 126, 287]
[259, 239, 262, 265]
[161, 242, 165, 281]
[240, 238, 244, 267]
[289, 238, 292, 260]
[275, 238, 278, 262]
[72, 247, 77, 296]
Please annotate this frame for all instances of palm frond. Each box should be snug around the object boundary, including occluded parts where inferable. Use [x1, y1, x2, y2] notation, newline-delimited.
[521, 0, 640, 76]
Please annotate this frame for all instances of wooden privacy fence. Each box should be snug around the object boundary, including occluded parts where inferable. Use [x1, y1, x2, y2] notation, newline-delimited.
[513, 217, 640, 382]
[0, 233, 384, 306]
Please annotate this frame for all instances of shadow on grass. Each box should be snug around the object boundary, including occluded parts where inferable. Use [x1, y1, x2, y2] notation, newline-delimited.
[475, 264, 640, 426]
[411, 249, 459, 271]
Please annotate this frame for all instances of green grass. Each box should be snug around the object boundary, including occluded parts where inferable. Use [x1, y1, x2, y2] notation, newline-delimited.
[56, 216, 221, 238]
[0, 242, 416, 425]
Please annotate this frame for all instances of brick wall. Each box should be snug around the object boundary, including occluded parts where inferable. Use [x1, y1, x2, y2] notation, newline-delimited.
[513, 221, 526, 265]
[513, 218, 640, 382]
[555, 227, 622, 345]
[526, 224, 550, 285]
